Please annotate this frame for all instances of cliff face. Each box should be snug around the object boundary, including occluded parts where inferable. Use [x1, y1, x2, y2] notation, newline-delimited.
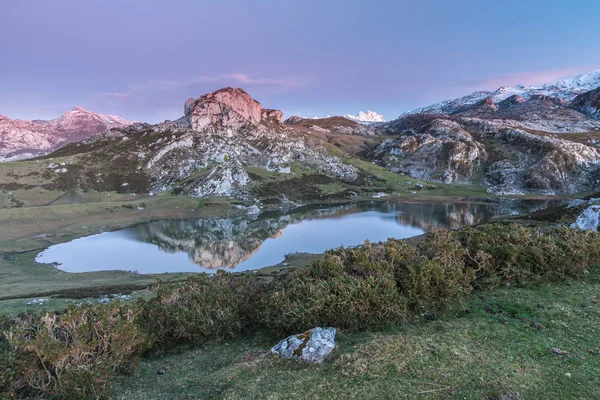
[571, 87, 600, 119]
[183, 87, 283, 132]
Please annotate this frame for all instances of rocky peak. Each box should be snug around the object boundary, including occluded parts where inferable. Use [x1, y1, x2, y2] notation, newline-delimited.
[345, 110, 386, 123]
[0, 107, 131, 161]
[184, 87, 284, 132]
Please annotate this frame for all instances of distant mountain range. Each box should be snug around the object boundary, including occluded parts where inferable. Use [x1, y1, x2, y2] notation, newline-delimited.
[344, 110, 385, 123]
[376, 70, 600, 195]
[0, 107, 131, 161]
[2, 69, 600, 198]
[402, 69, 600, 117]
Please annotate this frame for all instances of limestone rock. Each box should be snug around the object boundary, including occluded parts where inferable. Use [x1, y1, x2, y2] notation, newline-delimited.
[271, 327, 336, 364]
[375, 118, 600, 194]
[261, 109, 284, 124]
[374, 118, 487, 183]
[184, 87, 268, 131]
[571, 87, 600, 119]
[190, 160, 250, 197]
[571, 205, 600, 231]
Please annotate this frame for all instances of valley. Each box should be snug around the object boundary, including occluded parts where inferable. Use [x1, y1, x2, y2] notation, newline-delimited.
[1, 71, 599, 399]
[2, 76, 599, 315]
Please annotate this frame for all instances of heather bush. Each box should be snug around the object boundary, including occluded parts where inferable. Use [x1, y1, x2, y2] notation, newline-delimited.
[0, 314, 30, 399]
[257, 224, 600, 334]
[458, 224, 600, 288]
[141, 271, 266, 346]
[5, 303, 146, 399]
[259, 250, 409, 335]
[259, 235, 475, 335]
[401, 229, 475, 317]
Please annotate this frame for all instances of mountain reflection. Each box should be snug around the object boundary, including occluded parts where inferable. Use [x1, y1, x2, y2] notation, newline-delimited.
[124, 199, 563, 269]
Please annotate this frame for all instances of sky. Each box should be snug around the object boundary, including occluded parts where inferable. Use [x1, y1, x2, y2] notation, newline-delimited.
[1, 0, 600, 123]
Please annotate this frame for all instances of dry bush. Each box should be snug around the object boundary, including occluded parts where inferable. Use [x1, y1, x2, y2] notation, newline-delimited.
[140, 272, 266, 347]
[6, 303, 146, 399]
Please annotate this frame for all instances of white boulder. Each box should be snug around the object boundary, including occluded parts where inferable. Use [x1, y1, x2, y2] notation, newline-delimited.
[571, 205, 600, 231]
[271, 327, 336, 364]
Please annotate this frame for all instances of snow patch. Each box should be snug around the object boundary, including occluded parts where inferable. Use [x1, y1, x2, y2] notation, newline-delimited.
[345, 110, 385, 123]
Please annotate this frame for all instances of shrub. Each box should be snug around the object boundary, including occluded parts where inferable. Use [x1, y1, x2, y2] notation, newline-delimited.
[7, 303, 146, 399]
[401, 229, 475, 317]
[4, 222, 600, 397]
[259, 235, 475, 335]
[140, 272, 266, 346]
[458, 224, 600, 288]
[259, 249, 409, 335]
[0, 314, 30, 399]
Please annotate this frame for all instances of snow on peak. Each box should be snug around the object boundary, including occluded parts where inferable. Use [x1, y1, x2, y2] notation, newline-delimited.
[0, 107, 132, 161]
[402, 68, 600, 117]
[57, 106, 131, 126]
[550, 69, 600, 91]
[345, 110, 385, 123]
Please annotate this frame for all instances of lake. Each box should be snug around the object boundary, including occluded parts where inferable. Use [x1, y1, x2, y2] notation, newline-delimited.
[36, 199, 563, 274]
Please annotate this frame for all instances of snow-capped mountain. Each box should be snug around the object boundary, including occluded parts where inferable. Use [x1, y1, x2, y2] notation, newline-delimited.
[403, 69, 600, 117]
[375, 70, 600, 196]
[345, 110, 385, 123]
[0, 107, 132, 161]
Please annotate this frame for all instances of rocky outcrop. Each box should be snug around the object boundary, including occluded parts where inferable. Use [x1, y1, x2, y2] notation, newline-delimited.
[0, 107, 131, 161]
[184, 87, 283, 132]
[187, 160, 250, 197]
[571, 87, 600, 119]
[271, 327, 336, 364]
[375, 115, 600, 193]
[374, 71, 600, 194]
[571, 205, 600, 231]
[36, 88, 358, 199]
[261, 109, 284, 124]
[374, 119, 487, 183]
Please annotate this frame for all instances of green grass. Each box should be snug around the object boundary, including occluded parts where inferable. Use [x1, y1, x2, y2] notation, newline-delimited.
[112, 274, 600, 399]
[0, 195, 236, 316]
[342, 155, 492, 198]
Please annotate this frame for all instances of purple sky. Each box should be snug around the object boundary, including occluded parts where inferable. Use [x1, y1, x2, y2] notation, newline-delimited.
[1, 0, 600, 123]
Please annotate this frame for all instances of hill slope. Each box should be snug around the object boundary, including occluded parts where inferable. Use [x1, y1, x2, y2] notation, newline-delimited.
[374, 71, 600, 195]
[0, 107, 131, 161]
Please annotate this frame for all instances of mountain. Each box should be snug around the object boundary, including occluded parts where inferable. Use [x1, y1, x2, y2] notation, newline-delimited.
[28, 88, 366, 205]
[402, 69, 600, 117]
[284, 115, 377, 136]
[5, 75, 600, 201]
[571, 87, 600, 119]
[0, 107, 132, 161]
[344, 110, 385, 123]
[374, 70, 600, 195]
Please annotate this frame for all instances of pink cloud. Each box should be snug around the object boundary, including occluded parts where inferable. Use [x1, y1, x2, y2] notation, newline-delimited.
[460, 65, 600, 90]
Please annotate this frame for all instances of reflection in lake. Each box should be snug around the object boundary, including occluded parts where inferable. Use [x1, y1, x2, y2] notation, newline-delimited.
[36, 199, 565, 274]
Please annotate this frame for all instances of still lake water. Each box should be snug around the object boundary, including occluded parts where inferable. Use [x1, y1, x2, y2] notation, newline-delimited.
[36, 199, 563, 274]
